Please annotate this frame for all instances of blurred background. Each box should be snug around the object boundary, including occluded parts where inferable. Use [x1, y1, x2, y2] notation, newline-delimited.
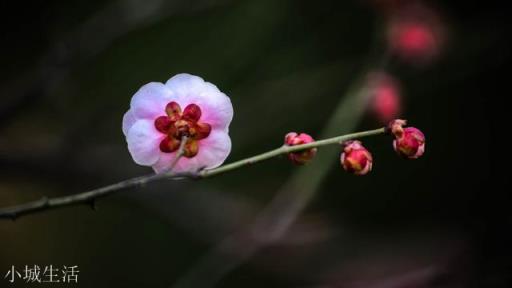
[1, 0, 510, 287]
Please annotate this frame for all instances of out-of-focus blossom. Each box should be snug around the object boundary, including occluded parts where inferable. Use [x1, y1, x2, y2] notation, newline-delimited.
[123, 73, 233, 173]
[388, 119, 425, 159]
[386, 3, 445, 65]
[284, 132, 317, 165]
[368, 72, 402, 124]
[388, 21, 437, 61]
[341, 140, 373, 175]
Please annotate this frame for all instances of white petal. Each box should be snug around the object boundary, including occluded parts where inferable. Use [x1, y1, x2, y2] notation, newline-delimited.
[165, 74, 233, 131]
[194, 130, 232, 169]
[127, 119, 163, 166]
[130, 82, 174, 119]
[152, 153, 178, 174]
[122, 110, 137, 136]
[165, 73, 207, 95]
[152, 130, 232, 174]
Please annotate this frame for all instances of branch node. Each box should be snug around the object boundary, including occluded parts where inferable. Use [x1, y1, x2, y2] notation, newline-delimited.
[40, 196, 49, 206]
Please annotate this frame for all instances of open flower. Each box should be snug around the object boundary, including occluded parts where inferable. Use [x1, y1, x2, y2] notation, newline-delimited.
[123, 73, 233, 173]
[284, 132, 317, 165]
[341, 140, 373, 175]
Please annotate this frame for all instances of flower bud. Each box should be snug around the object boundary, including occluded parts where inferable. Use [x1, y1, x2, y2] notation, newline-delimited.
[340, 140, 373, 175]
[388, 119, 425, 159]
[284, 132, 317, 165]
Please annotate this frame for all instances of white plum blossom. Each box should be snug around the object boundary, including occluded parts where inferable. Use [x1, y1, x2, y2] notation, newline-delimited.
[123, 73, 233, 173]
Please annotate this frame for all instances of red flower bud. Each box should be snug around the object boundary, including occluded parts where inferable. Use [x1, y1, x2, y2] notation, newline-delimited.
[388, 119, 425, 159]
[341, 140, 373, 175]
[284, 132, 317, 165]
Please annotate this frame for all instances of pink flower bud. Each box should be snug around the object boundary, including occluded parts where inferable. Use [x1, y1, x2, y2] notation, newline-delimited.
[388, 119, 425, 159]
[340, 140, 373, 175]
[284, 132, 317, 165]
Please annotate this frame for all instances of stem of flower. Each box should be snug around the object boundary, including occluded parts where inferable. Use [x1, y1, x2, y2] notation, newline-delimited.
[166, 135, 188, 173]
[200, 128, 385, 178]
[0, 127, 385, 220]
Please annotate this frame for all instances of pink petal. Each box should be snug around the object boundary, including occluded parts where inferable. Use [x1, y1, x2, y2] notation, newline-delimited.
[122, 110, 136, 136]
[152, 129, 231, 174]
[194, 130, 232, 169]
[152, 153, 179, 174]
[165, 74, 233, 132]
[130, 82, 174, 120]
[127, 119, 164, 166]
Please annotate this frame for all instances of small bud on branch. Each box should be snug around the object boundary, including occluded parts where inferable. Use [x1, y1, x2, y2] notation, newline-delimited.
[0, 127, 393, 220]
[388, 119, 426, 159]
[341, 140, 373, 175]
[284, 132, 317, 165]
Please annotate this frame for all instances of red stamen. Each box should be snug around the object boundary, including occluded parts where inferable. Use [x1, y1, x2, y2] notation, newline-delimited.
[166, 101, 182, 121]
[159, 136, 181, 153]
[194, 122, 211, 140]
[183, 139, 199, 158]
[182, 104, 202, 122]
[155, 101, 211, 156]
[155, 116, 172, 133]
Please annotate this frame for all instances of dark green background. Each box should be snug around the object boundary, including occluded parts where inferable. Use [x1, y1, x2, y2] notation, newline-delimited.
[1, 0, 509, 287]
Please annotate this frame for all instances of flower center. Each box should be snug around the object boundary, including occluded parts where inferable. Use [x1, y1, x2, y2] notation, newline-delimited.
[154, 101, 211, 158]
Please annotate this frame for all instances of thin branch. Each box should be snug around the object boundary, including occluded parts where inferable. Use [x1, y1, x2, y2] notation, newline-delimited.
[0, 128, 386, 221]
[170, 69, 376, 288]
